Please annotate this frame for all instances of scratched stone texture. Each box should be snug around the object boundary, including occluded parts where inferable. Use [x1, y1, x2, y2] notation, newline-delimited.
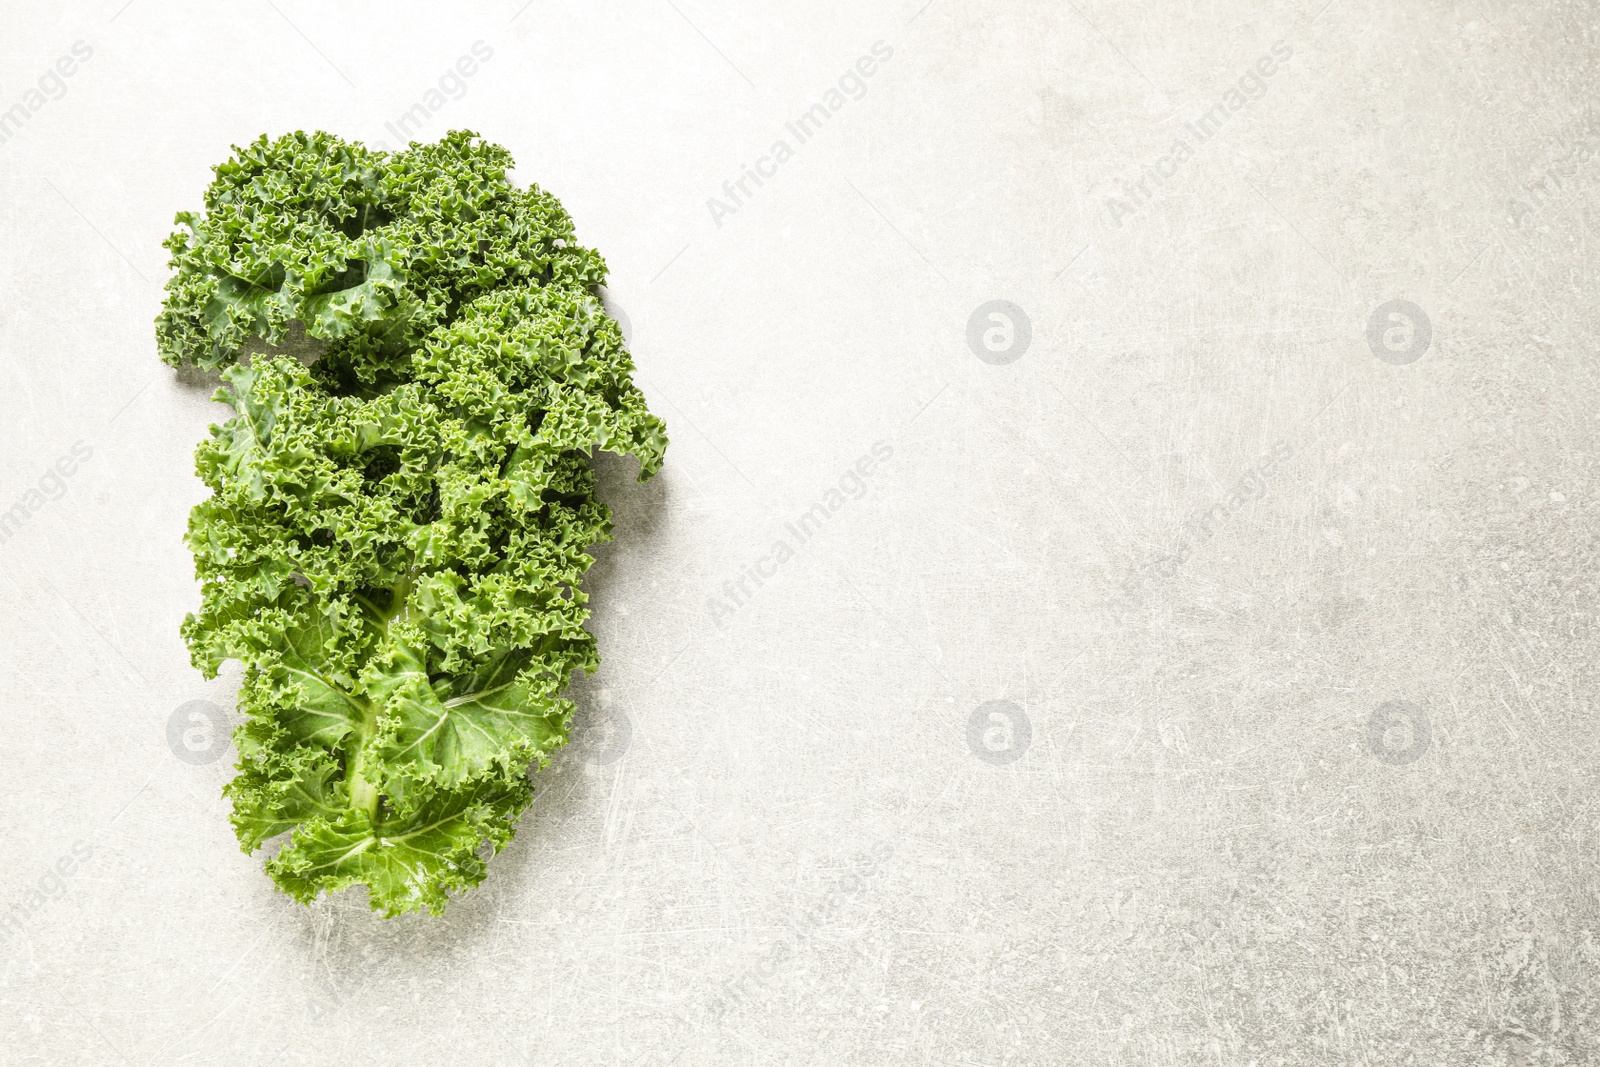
[2, 0, 1599, 1064]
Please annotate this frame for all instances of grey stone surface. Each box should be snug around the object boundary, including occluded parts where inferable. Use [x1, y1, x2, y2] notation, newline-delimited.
[2, 1, 1598, 1063]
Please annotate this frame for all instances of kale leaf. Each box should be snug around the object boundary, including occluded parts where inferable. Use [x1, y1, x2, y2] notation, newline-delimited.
[159, 129, 666, 916]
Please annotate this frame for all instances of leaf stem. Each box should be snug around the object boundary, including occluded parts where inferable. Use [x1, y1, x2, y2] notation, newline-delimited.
[345, 571, 415, 820]
[346, 716, 380, 821]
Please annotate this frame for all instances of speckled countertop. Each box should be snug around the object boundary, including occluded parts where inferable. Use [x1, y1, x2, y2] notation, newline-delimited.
[3, 1, 1598, 1064]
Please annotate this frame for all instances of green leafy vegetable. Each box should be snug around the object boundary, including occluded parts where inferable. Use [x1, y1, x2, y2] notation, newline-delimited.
[158, 130, 666, 916]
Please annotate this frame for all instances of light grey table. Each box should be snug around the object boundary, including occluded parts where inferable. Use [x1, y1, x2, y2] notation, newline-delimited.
[2, 1, 1596, 1063]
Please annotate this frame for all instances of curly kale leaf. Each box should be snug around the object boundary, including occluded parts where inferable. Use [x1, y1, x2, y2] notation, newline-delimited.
[163, 130, 666, 916]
